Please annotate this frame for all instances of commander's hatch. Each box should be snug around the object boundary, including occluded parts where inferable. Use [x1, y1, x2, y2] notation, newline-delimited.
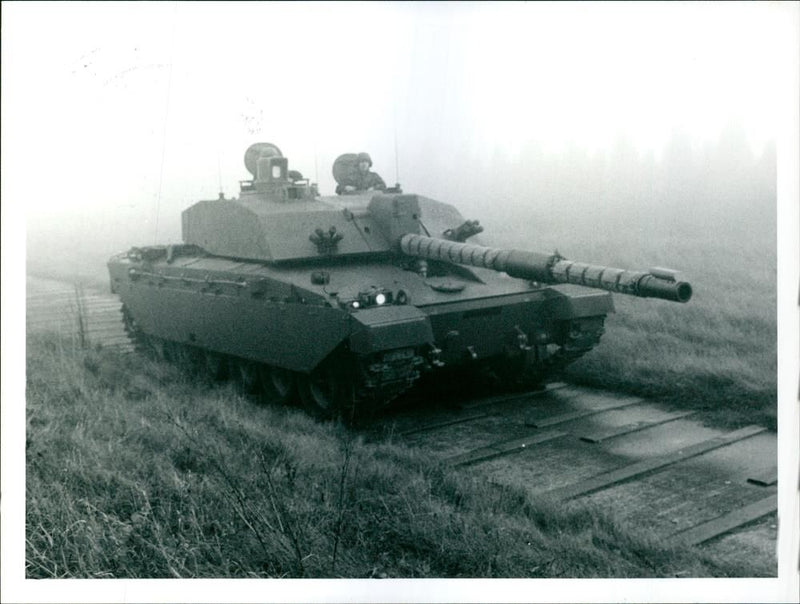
[239, 142, 317, 201]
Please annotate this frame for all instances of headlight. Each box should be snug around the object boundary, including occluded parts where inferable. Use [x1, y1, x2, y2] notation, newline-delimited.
[342, 287, 394, 310]
[341, 286, 406, 311]
[359, 287, 393, 307]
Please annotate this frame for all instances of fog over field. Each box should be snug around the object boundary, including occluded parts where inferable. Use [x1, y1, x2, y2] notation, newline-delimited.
[4, 1, 788, 282]
[4, 1, 799, 603]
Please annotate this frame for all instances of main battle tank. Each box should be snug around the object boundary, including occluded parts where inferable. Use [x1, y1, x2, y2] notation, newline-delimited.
[108, 142, 692, 417]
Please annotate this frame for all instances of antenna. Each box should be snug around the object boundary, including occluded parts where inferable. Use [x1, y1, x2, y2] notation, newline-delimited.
[153, 1, 178, 244]
[393, 104, 400, 185]
[217, 152, 224, 198]
[314, 144, 319, 187]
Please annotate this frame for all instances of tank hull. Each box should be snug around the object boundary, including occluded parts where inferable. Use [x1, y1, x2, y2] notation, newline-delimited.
[109, 248, 613, 411]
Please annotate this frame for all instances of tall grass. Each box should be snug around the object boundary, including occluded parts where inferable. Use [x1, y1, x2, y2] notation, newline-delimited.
[25, 335, 774, 578]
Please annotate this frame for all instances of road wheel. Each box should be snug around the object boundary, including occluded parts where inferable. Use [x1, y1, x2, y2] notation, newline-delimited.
[259, 365, 297, 406]
[121, 305, 150, 353]
[168, 344, 202, 374]
[146, 336, 169, 361]
[297, 358, 355, 419]
[203, 351, 228, 381]
[235, 360, 261, 394]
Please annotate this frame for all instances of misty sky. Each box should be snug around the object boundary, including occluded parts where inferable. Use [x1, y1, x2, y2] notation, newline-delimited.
[3, 1, 794, 244]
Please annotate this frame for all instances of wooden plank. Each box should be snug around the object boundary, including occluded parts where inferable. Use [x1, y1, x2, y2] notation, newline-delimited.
[89, 321, 125, 328]
[26, 303, 79, 312]
[401, 412, 489, 437]
[526, 398, 645, 428]
[87, 307, 123, 314]
[26, 292, 79, 300]
[669, 495, 778, 545]
[105, 345, 135, 353]
[26, 302, 79, 309]
[747, 467, 778, 487]
[546, 425, 767, 500]
[579, 410, 695, 443]
[26, 305, 78, 313]
[26, 322, 78, 331]
[404, 385, 571, 437]
[83, 305, 123, 313]
[89, 336, 129, 343]
[446, 430, 568, 466]
[26, 316, 77, 324]
[82, 295, 119, 302]
[94, 337, 131, 344]
[88, 328, 128, 337]
[457, 383, 563, 410]
[88, 331, 127, 339]
[87, 320, 126, 329]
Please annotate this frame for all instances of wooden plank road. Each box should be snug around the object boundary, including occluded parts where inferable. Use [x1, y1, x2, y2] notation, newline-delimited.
[26, 280, 132, 352]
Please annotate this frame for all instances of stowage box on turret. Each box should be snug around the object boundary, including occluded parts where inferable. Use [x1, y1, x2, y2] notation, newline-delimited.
[108, 143, 692, 417]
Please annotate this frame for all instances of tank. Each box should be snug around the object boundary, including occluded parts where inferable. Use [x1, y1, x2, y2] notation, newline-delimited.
[108, 142, 692, 417]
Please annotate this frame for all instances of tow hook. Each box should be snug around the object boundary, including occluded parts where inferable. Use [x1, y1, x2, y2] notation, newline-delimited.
[515, 326, 531, 351]
[428, 344, 445, 368]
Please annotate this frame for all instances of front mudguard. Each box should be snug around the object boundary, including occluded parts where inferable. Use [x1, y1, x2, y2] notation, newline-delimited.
[348, 305, 434, 355]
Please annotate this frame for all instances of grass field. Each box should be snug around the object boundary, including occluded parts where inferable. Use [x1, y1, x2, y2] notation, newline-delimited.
[25, 334, 775, 578]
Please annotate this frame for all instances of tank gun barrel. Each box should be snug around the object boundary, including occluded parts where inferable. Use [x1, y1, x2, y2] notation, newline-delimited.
[399, 234, 692, 303]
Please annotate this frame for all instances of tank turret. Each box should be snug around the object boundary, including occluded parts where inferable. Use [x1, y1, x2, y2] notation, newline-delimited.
[109, 142, 694, 418]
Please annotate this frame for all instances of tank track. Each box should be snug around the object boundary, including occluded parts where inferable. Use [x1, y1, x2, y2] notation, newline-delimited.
[121, 304, 149, 353]
[538, 344, 592, 376]
[121, 303, 600, 412]
[356, 353, 425, 409]
[508, 317, 605, 387]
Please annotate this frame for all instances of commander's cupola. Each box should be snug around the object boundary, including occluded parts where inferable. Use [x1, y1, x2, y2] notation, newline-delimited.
[239, 142, 318, 201]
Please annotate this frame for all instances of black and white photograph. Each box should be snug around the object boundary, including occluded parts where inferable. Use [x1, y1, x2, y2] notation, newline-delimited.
[2, 1, 798, 602]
